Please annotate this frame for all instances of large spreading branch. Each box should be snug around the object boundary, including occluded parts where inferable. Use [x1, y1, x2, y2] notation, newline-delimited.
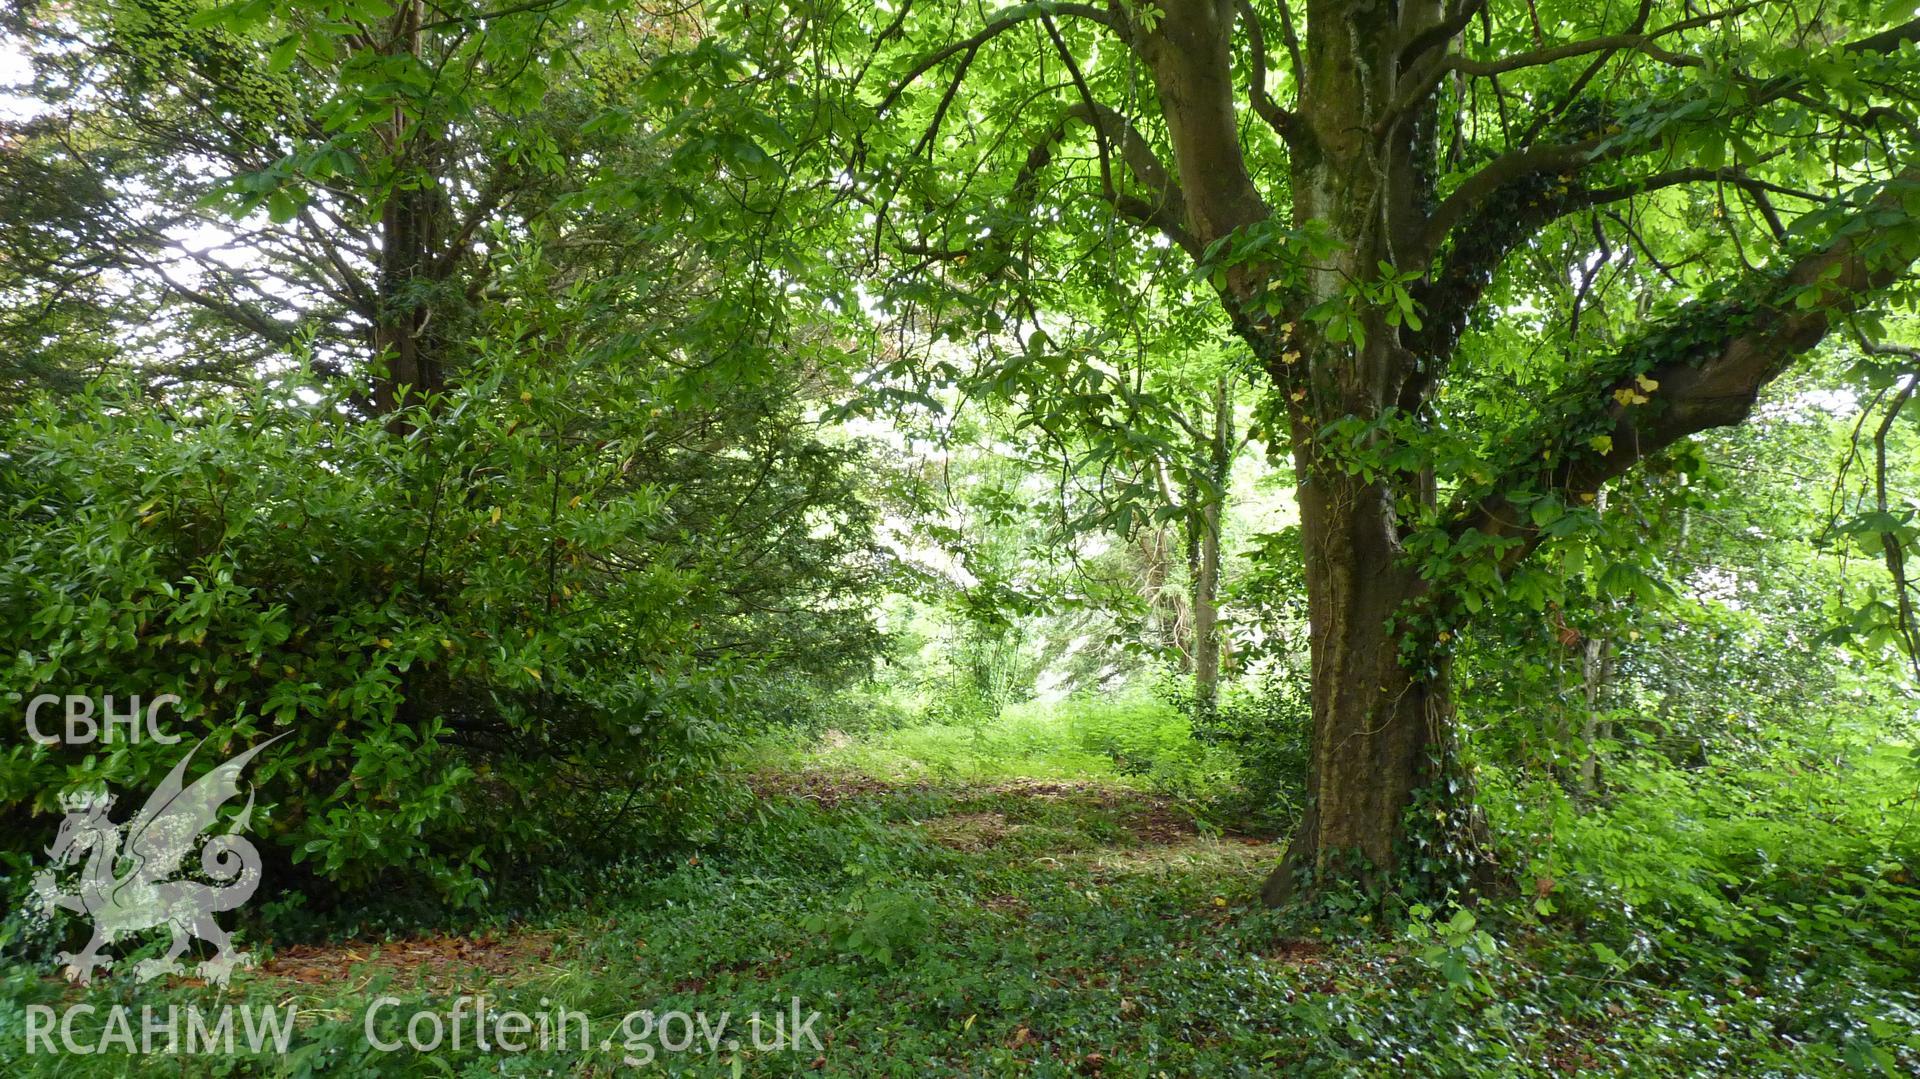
[1408, 13, 1919, 373]
[1424, 13, 1920, 261]
[1405, 158, 1809, 367]
[1134, 0, 1270, 250]
[1450, 168, 1920, 560]
[1394, 0, 1754, 115]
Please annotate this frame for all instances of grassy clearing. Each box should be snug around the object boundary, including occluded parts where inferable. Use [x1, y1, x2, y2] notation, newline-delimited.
[755, 718, 1125, 785]
[745, 691, 1242, 798]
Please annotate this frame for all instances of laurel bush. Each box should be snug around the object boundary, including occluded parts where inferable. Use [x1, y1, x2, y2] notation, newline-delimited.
[0, 344, 886, 920]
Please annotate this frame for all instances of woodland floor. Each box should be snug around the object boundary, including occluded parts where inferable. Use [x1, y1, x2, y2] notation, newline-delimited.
[7, 761, 1911, 1076]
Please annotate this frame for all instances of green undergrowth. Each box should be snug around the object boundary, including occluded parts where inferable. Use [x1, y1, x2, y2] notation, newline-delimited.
[3, 745, 1915, 1076]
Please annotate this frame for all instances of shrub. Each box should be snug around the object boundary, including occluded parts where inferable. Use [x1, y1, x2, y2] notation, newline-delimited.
[1490, 735, 1920, 994]
[0, 345, 885, 921]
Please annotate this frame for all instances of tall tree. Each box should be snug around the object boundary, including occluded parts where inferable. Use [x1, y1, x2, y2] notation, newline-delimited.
[845, 0, 1920, 899]
[0, 0, 749, 415]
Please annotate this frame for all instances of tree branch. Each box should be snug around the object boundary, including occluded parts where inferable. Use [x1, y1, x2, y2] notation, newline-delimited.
[1407, 5, 1919, 364]
[1850, 15, 1920, 56]
[1398, 0, 1489, 70]
[1450, 168, 1920, 560]
[1012, 100, 1198, 255]
[1237, 0, 1300, 141]
[1042, 14, 1117, 202]
[1425, 9, 1920, 242]
[1871, 372, 1920, 679]
[1431, 3, 1753, 80]
[1387, 1, 1754, 136]
[1513, 0, 1653, 147]
[1422, 138, 1603, 255]
[873, 1, 1121, 117]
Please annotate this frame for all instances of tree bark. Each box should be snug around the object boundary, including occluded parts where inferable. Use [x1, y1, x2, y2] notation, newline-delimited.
[1192, 376, 1231, 709]
[1578, 636, 1611, 796]
[1247, 0, 1463, 902]
[1137, 520, 1188, 663]
[369, 0, 451, 429]
[1260, 464, 1456, 903]
[1116, 0, 1465, 900]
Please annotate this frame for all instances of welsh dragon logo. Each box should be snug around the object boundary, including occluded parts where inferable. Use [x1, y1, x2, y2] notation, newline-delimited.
[31, 734, 285, 986]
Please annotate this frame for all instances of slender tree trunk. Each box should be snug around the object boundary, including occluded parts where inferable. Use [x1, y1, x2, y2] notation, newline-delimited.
[1579, 636, 1611, 795]
[1192, 376, 1232, 709]
[1577, 492, 1613, 798]
[1192, 496, 1222, 705]
[1138, 521, 1189, 663]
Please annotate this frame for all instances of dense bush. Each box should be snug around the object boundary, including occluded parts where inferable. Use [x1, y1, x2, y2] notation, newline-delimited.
[0, 338, 887, 920]
[1478, 732, 1920, 1072]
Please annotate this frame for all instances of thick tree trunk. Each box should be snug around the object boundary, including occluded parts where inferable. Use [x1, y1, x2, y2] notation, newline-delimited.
[371, 181, 445, 422]
[1135, 0, 1474, 901]
[1246, 0, 1467, 903]
[1260, 469, 1450, 903]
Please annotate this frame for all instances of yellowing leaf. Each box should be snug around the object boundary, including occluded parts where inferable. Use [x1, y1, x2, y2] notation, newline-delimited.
[1634, 374, 1659, 392]
[489, 506, 503, 524]
[1588, 434, 1613, 454]
[523, 666, 543, 682]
